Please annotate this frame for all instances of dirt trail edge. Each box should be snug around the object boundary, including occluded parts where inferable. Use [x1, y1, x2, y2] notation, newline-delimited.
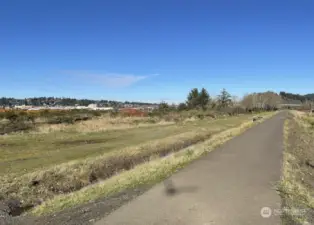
[95, 112, 286, 225]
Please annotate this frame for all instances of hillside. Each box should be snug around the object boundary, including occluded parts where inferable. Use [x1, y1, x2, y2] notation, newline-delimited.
[280, 92, 314, 103]
[304, 93, 314, 100]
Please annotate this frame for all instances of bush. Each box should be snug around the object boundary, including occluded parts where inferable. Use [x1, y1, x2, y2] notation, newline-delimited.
[4, 111, 19, 122]
[204, 111, 216, 119]
[73, 115, 92, 122]
[39, 109, 50, 117]
[0, 120, 34, 135]
[109, 110, 119, 117]
[162, 113, 182, 122]
[196, 113, 205, 120]
[231, 107, 246, 115]
[148, 110, 162, 118]
[26, 114, 36, 123]
[47, 116, 75, 124]
[177, 103, 188, 111]
[91, 111, 102, 117]
[147, 118, 157, 124]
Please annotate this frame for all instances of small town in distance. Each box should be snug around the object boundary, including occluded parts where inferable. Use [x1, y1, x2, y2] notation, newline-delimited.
[1, 91, 314, 112]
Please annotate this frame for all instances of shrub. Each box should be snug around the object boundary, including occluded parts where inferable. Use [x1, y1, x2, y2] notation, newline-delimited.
[204, 111, 216, 119]
[4, 111, 19, 122]
[27, 114, 36, 123]
[47, 116, 75, 124]
[0, 120, 34, 135]
[162, 113, 182, 122]
[196, 113, 205, 120]
[91, 111, 102, 117]
[109, 110, 119, 117]
[39, 109, 50, 117]
[148, 110, 162, 118]
[177, 103, 188, 111]
[73, 115, 92, 122]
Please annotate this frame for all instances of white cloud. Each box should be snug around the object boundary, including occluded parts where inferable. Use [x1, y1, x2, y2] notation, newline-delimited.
[91, 74, 148, 88]
[64, 71, 159, 88]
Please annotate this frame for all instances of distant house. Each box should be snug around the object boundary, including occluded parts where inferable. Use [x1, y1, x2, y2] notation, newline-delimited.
[14, 105, 32, 110]
[88, 104, 97, 109]
[94, 107, 114, 111]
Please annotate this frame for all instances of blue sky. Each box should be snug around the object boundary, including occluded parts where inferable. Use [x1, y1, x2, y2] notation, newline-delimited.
[1, 0, 313, 103]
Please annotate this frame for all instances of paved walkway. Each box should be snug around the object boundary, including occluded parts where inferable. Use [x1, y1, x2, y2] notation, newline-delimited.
[95, 112, 286, 225]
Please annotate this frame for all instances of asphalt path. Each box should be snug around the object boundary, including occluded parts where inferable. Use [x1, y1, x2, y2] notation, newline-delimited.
[95, 112, 286, 225]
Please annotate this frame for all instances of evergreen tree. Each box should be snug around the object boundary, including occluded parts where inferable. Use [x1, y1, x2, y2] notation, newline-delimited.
[186, 88, 211, 110]
[199, 88, 211, 110]
[217, 88, 231, 108]
[158, 101, 170, 113]
[186, 88, 200, 109]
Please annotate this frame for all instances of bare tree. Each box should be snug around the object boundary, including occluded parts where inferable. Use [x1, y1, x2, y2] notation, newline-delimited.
[240, 91, 281, 111]
[231, 95, 239, 106]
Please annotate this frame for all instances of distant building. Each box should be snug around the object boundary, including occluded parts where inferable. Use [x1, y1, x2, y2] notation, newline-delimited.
[94, 107, 114, 111]
[88, 104, 97, 109]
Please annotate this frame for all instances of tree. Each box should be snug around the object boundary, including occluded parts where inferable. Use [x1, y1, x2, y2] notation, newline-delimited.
[186, 88, 211, 110]
[199, 88, 211, 110]
[177, 103, 188, 111]
[186, 88, 200, 109]
[217, 88, 231, 108]
[231, 95, 239, 106]
[240, 94, 254, 110]
[158, 101, 170, 113]
[210, 99, 218, 109]
[241, 91, 282, 111]
[263, 91, 282, 110]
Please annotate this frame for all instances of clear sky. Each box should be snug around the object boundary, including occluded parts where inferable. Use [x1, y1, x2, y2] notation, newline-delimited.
[1, 0, 313, 103]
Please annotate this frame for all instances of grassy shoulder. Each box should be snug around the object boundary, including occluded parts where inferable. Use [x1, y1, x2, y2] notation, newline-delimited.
[30, 111, 277, 216]
[278, 111, 314, 225]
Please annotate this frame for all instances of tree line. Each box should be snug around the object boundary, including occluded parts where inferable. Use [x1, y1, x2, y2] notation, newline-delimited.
[1, 90, 313, 110]
[0, 97, 158, 108]
[158, 88, 283, 112]
[280, 92, 314, 102]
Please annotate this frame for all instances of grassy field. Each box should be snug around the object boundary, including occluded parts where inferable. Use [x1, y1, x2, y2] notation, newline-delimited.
[30, 112, 276, 216]
[0, 111, 273, 216]
[0, 114, 254, 175]
[279, 111, 314, 225]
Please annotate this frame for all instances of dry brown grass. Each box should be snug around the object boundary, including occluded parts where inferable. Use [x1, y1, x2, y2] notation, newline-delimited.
[0, 112, 275, 216]
[35, 115, 173, 133]
[0, 126, 221, 207]
[279, 112, 314, 225]
[0, 114, 255, 176]
[32, 110, 223, 134]
[30, 112, 277, 216]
